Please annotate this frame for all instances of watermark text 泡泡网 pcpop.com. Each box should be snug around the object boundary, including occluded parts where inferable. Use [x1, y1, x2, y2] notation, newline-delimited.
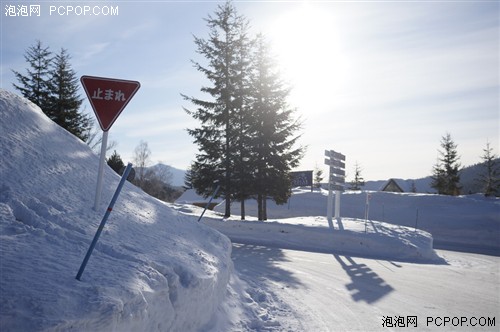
[4, 4, 118, 17]
[49, 5, 118, 16]
[382, 315, 496, 328]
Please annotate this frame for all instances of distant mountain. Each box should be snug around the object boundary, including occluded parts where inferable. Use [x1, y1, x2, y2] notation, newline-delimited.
[360, 158, 499, 194]
[148, 163, 186, 187]
[459, 157, 499, 194]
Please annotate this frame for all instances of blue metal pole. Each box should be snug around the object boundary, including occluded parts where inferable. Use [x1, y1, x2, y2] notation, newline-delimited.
[197, 183, 220, 222]
[76, 163, 133, 281]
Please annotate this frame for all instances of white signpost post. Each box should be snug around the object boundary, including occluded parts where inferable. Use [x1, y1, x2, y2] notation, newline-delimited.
[81, 76, 140, 211]
[325, 149, 346, 224]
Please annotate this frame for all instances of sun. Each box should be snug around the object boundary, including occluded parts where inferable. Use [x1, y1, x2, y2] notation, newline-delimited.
[266, 3, 350, 111]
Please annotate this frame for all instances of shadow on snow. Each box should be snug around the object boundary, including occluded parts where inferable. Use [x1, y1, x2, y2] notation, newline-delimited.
[333, 254, 394, 304]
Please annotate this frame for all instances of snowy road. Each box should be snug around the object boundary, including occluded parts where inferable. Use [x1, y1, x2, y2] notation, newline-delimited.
[232, 245, 499, 331]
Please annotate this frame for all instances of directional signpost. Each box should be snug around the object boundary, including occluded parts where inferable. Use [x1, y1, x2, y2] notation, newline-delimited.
[325, 149, 346, 224]
[81, 76, 140, 211]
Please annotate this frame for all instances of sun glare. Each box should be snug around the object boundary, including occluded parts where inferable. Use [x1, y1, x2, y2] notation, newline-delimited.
[267, 4, 349, 112]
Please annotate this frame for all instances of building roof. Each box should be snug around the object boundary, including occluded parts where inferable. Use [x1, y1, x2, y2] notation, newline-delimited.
[381, 178, 404, 192]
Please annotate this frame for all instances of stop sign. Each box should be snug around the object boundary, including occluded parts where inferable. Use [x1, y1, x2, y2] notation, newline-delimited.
[81, 76, 140, 131]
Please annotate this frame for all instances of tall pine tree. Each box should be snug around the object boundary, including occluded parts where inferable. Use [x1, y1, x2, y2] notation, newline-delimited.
[314, 166, 324, 190]
[184, 3, 303, 220]
[13, 42, 91, 141]
[349, 162, 365, 190]
[12, 40, 53, 113]
[431, 133, 461, 195]
[477, 141, 499, 197]
[232, 22, 254, 220]
[48, 48, 91, 141]
[249, 34, 303, 220]
[182, 1, 251, 218]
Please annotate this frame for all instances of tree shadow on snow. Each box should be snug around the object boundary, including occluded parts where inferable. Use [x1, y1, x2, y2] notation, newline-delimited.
[333, 254, 394, 304]
[231, 243, 304, 289]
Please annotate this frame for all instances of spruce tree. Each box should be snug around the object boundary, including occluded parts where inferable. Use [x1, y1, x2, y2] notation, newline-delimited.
[48, 48, 91, 141]
[183, 167, 194, 190]
[13, 42, 91, 141]
[314, 167, 324, 189]
[12, 40, 53, 113]
[249, 34, 303, 220]
[107, 150, 125, 175]
[431, 133, 461, 195]
[349, 162, 365, 190]
[182, 1, 251, 218]
[232, 27, 254, 220]
[431, 158, 446, 194]
[477, 141, 499, 197]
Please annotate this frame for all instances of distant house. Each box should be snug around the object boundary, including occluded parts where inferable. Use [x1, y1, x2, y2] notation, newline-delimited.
[381, 179, 404, 192]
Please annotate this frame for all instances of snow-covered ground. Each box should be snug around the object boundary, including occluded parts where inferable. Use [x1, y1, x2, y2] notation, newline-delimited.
[1, 89, 499, 331]
[0, 91, 231, 331]
[211, 188, 499, 255]
[229, 246, 499, 331]
[175, 202, 441, 264]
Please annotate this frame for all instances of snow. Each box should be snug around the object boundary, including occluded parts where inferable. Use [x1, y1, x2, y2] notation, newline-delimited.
[213, 188, 499, 255]
[230, 247, 499, 331]
[1, 89, 498, 331]
[175, 188, 222, 205]
[200, 214, 441, 263]
[0, 90, 231, 331]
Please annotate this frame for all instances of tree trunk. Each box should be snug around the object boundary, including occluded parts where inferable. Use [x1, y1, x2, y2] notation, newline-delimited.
[240, 199, 245, 220]
[263, 195, 267, 221]
[224, 195, 231, 218]
[257, 194, 263, 221]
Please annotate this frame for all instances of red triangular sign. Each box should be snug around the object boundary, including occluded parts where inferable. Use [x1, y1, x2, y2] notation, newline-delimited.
[81, 76, 140, 131]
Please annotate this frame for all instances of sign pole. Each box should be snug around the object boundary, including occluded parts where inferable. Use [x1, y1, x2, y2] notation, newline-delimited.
[93, 131, 108, 211]
[197, 181, 221, 222]
[81, 75, 140, 211]
[334, 190, 341, 220]
[325, 149, 346, 225]
[77, 163, 133, 281]
[327, 172, 333, 223]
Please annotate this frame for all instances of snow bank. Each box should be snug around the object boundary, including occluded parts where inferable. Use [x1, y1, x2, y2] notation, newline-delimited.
[175, 188, 222, 205]
[0, 90, 232, 331]
[214, 188, 499, 255]
[174, 205, 441, 263]
[202, 215, 441, 263]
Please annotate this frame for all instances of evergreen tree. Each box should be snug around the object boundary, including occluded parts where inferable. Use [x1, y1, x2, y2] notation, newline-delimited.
[12, 42, 91, 141]
[229, 9, 253, 220]
[12, 40, 53, 113]
[48, 48, 91, 141]
[314, 166, 324, 189]
[182, 1, 251, 218]
[184, 2, 303, 220]
[249, 34, 303, 220]
[183, 166, 194, 190]
[477, 141, 499, 197]
[431, 133, 461, 195]
[431, 158, 446, 194]
[107, 150, 125, 175]
[349, 162, 365, 190]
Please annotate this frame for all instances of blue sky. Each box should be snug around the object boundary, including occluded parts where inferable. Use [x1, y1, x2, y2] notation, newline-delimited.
[1, 0, 498, 181]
